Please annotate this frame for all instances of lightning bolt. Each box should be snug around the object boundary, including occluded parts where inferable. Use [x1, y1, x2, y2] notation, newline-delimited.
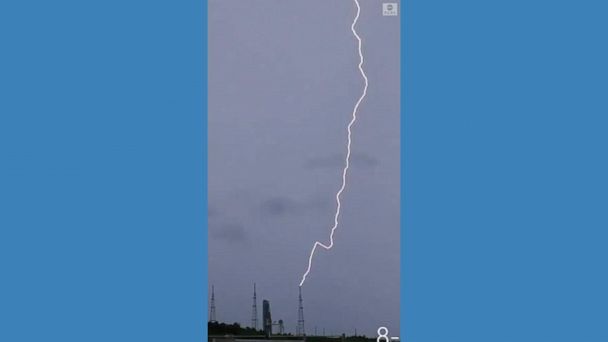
[299, 0, 369, 287]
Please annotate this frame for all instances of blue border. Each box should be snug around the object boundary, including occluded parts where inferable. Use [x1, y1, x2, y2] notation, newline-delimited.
[400, 0, 407, 338]
[1, 0, 207, 341]
[402, 1, 608, 341]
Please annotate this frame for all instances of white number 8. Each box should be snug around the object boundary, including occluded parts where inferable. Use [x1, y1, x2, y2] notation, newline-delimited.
[377, 326, 390, 342]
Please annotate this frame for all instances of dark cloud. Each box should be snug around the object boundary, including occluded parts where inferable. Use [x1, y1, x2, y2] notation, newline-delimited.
[305, 152, 379, 169]
[259, 196, 335, 220]
[210, 222, 248, 243]
[260, 197, 300, 217]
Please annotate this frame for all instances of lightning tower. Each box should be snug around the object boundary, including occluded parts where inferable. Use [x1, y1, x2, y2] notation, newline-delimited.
[296, 287, 305, 336]
[251, 283, 258, 329]
[209, 285, 217, 322]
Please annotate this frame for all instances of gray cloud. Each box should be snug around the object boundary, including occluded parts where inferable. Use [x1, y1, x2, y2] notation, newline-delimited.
[260, 197, 300, 217]
[305, 152, 379, 169]
[208, 206, 220, 218]
[210, 222, 248, 243]
[259, 195, 335, 219]
[208, 0, 400, 335]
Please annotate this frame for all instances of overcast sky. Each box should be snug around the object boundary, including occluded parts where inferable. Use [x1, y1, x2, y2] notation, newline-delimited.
[208, 0, 400, 336]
